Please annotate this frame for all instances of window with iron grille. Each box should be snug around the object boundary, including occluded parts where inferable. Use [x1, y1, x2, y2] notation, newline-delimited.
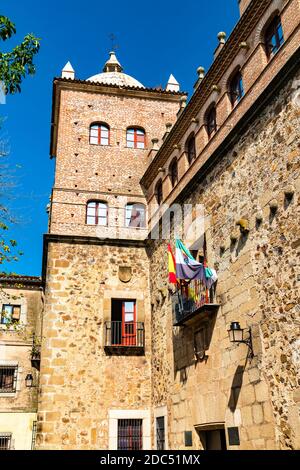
[156, 416, 166, 450]
[89, 123, 110, 146]
[229, 71, 244, 107]
[126, 128, 146, 149]
[265, 16, 284, 60]
[125, 203, 146, 228]
[0, 365, 18, 393]
[117, 419, 143, 450]
[31, 421, 37, 450]
[0, 433, 12, 450]
[86, 201, 108, 226]
[1, 305, 21, 324]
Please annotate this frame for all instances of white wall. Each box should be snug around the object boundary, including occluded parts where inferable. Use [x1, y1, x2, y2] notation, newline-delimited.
[0, 412, 37, 450]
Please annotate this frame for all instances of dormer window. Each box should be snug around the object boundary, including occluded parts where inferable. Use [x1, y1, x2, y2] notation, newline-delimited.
[206, 106, 217, 139]
[127, 128, 146, 149]
[86, 201, 108, 226]
[265, 16, 284, 60]
[229, 71, 244, 107]
[90, 123, 110, 146]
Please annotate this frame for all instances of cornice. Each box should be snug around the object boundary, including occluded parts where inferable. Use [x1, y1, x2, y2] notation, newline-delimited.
[140, 0, 273, 189]
[53, 76, 187, 98]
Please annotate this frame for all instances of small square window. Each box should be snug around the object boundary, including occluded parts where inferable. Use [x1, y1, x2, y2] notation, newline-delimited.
[1, 305, 21, 324]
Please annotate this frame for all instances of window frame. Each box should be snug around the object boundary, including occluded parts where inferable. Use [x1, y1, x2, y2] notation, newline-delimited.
[186, 135, 196, 164]
[86, 201, 108, 226]
[155, 180, 163, 205]
[169, 159, 178, 188]
[117, 418, 143, 450]
[265, 16, 284, 60]
[126, 127, 146, 149]
[156, 416, 166, 450]
[89, 122, 110, 146]
[1, 305, 21, 325]
[125, 203, 146, 228]
[0, 365, 18, 394]
[206, 106, 217, 139]
[229, 70, 244, 107]
[0, 433, 12, 450]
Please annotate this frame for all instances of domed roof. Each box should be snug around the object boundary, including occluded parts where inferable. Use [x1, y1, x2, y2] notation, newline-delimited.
[87, 51, 145, 88]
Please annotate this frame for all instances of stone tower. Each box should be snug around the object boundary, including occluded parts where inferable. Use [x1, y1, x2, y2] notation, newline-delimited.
[37, 52, 184, 449]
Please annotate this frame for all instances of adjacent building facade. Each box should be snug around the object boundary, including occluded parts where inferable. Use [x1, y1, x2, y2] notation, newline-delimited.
[0, 275, 43, 450]
[0, 0, 299, 450]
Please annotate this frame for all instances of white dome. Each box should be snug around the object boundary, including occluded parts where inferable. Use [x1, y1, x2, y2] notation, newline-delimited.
[87, 51, 145, 88]
[87, 71, 145, 88]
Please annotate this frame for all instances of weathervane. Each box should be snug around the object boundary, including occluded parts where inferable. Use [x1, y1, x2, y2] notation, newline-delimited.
[109, 33, 119, 52]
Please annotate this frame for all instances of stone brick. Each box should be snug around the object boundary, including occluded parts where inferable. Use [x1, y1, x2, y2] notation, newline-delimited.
[252, 404, 264, 425]
[241, 406, 253, 426]
[46, 412, 61, 422]
[248, 367, 260, 384]
[255, 381, 269, 403]
[55, 260, 70, 268]
[48, 376, 65, 386]
[241, 385, 256, 406]
[260, 423, 275, 440]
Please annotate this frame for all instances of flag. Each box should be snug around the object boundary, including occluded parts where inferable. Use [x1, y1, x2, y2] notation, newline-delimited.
[205, 268, 218, 289]
[175, 239, 206, 281]
[175, 239, 218, 286]
[168, 244, 177, 284]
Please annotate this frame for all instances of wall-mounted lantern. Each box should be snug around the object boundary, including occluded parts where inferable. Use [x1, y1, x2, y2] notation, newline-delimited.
[25, 374, 38, 388]
[228, 322, 254, 358]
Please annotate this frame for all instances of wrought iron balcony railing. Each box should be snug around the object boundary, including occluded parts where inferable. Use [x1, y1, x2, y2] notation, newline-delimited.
[104, 321, 145, 353]
[172, 280, 219, 326]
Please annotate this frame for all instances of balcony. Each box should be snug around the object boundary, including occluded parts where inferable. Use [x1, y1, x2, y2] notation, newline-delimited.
[104, 321, 145, 355]
[172, 280, 220, 326]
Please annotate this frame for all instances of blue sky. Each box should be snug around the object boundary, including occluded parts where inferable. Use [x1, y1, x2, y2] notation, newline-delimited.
[1, 0, 239, 276]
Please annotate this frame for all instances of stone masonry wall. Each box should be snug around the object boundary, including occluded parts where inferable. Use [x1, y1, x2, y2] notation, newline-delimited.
[36, 241, 152, 449]
[0, 287, 43, 413]
[148, 67, 300, 450]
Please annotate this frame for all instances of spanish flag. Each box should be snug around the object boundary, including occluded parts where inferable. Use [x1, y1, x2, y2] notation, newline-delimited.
[168, 244, 177, 284]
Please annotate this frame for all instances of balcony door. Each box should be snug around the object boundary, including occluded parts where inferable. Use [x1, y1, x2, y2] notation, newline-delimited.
[111, 299, 136, 346]
[122, 301, 136, 346]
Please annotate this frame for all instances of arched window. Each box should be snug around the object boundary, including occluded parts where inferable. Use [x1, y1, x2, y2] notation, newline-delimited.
[186, 135, 196, 164]
[229, 70, 244, 107]
[125, 203, 146, 228]
[265, 16, 284, 59]
[89, 123, 110, 146]
[86, 201, 108, 226]
[155, 180, 163, 205]
[206, 106, 217, 139]
[127, 127, 146, 149]
[169, 159, 178, 188]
